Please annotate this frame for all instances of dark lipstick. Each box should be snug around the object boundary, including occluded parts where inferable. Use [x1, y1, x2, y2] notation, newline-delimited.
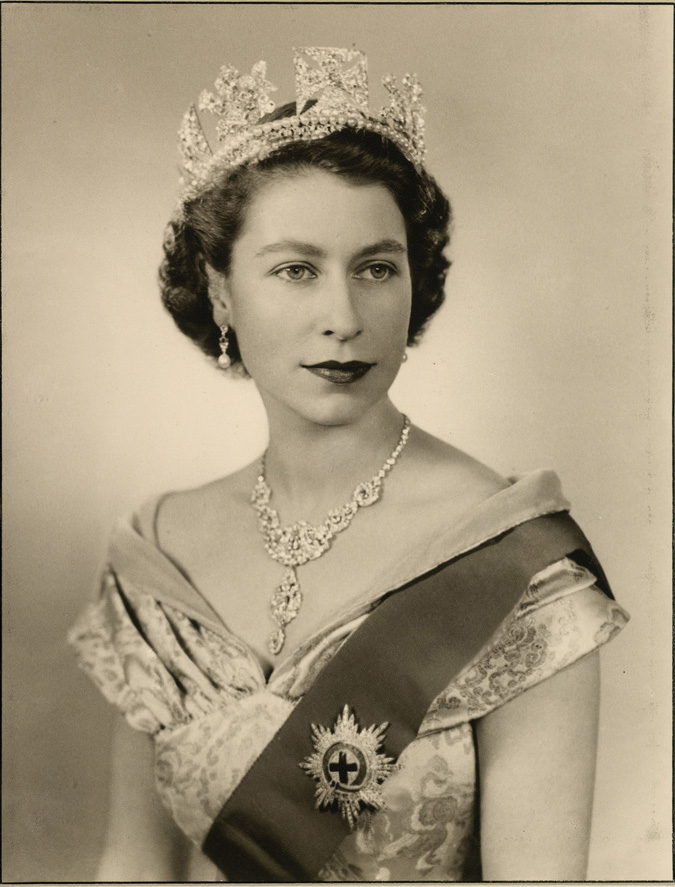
[302, 360, 374, 384]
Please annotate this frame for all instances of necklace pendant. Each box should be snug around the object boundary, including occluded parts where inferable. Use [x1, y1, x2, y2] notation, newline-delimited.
[269, 567, 302, 656]
[270, 568, 302, 623]
[269, 626, 286, 656]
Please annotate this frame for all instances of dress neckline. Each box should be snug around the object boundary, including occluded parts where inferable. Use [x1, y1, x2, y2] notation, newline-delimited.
[109, 468, 569, 685]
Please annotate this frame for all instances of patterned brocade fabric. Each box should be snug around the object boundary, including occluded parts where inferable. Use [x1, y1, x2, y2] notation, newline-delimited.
[68, 473, 629, 881]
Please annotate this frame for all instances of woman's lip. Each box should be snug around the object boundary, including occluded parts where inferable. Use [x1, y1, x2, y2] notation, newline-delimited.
[303, 361, 375, 370]
[303, 364, 373, 384]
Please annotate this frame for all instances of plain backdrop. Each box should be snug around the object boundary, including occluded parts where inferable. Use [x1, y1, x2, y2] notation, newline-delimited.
[2, 4, 672, 881]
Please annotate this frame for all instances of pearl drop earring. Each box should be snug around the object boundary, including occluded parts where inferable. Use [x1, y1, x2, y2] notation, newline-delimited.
[217, 324, 232, 369]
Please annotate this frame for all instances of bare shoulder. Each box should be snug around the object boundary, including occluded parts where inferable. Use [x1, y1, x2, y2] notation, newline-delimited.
[404, 424, 510, 512]
[154, 461, 260, 561]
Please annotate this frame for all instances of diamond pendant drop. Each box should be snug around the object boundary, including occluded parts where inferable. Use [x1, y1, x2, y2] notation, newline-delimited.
[270, 568, 302, 624]
[268, 567, 302, 655]
[269, 627, 286, 656]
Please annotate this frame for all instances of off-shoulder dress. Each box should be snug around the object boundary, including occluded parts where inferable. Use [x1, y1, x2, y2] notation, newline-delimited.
[69, 469, 628, 881]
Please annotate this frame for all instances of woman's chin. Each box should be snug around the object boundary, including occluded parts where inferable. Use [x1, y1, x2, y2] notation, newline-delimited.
[256, 369, 398, 429]
[269, 391, 392, 430]
[293, 400, 381, 429]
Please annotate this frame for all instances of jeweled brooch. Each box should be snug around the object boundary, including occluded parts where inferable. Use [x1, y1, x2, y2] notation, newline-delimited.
[300, 705, 397, 829]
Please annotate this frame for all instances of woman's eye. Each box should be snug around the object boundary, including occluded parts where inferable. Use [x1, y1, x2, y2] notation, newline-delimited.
[357, 263, 396, 281]
[274, 264, 316, 282]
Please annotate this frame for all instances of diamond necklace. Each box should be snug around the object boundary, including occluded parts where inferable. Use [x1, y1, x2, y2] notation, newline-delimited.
[251, 415, 411, 655]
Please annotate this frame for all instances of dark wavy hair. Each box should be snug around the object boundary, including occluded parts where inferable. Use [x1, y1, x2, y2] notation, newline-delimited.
[159, 107, 451, 373]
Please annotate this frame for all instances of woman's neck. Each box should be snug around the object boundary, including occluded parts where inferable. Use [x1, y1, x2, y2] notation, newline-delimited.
[260, 398, 407, 525]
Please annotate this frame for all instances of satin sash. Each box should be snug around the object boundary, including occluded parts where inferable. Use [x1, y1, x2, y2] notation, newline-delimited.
[203, 511, 611, 881]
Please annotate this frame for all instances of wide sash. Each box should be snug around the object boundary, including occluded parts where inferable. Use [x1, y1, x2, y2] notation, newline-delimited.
[203, 511, 611, 881]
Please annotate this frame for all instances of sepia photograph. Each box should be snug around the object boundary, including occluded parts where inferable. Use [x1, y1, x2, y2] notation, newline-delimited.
[2, 3, 672, 882]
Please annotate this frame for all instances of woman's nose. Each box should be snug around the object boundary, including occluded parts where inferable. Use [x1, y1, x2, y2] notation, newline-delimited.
[320, 277, 362, 341]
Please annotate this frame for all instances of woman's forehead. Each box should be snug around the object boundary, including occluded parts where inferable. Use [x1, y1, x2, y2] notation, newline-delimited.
[237, 169, 407, 251]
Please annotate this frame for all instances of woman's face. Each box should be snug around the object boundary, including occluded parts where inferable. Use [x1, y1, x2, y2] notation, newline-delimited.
[217, 169, 412, 427]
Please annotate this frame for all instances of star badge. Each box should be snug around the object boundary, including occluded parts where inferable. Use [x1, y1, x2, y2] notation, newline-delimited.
[300, 705, 397, 829]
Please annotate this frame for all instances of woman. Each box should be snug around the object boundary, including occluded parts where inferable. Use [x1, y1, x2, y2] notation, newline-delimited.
[69, 47, 629, 882]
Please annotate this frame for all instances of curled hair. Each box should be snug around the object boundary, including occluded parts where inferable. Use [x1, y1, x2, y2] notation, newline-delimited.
[159, 111, 451, 373]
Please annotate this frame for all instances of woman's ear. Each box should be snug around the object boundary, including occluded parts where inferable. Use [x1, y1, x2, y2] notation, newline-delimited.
[205, 264, 232, 326]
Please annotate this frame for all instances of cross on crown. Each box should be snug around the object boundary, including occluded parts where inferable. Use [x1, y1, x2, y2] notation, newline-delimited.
[295, 47, 369, 115]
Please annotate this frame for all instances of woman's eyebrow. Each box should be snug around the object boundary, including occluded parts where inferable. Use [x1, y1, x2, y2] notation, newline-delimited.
[254, 240, 325, 258]
[354, 239, 408, 260]
[254, 238, 408, 260]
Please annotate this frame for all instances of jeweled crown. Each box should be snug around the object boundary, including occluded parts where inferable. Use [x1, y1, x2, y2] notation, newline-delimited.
[178, 47, 425, 206]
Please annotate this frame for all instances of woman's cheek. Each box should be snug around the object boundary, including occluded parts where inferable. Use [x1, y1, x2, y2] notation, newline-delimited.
[235, 313, 292, 374]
